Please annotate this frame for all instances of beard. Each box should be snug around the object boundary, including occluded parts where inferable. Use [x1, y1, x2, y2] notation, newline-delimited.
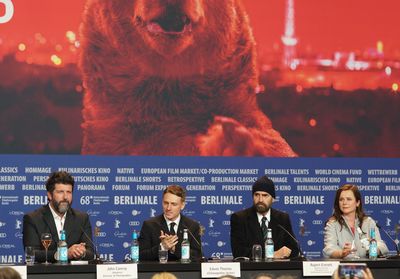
[255, 202, 270, 214]
[52, 200, 70, 214]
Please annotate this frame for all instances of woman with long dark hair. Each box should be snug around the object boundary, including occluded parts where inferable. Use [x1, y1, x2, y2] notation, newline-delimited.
[323, 184, 388, 258]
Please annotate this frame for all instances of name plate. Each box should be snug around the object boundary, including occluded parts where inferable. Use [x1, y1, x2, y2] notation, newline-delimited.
[201, 262, 241, 278]
[303, 261, 340, 277]
[96, 263, 138, 279]
[70, 260, 89, 265]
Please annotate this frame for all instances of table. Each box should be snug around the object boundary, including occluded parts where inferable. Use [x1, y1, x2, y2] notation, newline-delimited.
[26, 259, 400, 279]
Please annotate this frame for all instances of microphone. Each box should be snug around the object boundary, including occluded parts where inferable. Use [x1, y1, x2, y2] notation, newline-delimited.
[182, 224, 207, 262]
[80, 226, 104, 264]
[233, 256, 250, 261]
[376, 223, 400, 259]
[277, 224, 307, 261]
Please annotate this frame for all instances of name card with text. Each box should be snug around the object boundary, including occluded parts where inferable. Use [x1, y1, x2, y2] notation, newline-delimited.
[201, 262, 240, 278]
[96, 264, 138, 279]
[303, 261, 340, 277]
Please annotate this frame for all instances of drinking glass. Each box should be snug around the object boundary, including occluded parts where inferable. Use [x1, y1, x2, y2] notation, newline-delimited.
[25, 246, 35, 265]
[41, 233, 52, 264]
[252, 244, 262, 262]
[158, 244, 168, 263]
[347, 240, 360, 260]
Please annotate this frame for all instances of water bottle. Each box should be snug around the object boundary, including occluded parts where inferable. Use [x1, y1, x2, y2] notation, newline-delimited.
[57, 230, 68, 264]
[369, 227, 378, 260]
[181, 229, 190, 263]
[131, 230, 139, 263]
[265, 228, 274, 260]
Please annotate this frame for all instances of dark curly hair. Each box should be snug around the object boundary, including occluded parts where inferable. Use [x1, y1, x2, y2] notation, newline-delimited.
[45, 171, 75, 193]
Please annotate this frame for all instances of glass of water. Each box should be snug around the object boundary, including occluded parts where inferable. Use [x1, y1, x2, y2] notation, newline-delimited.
[158, 244, 168, 264]
[25, 246, 35, 265]
[252, 244, 262, 262]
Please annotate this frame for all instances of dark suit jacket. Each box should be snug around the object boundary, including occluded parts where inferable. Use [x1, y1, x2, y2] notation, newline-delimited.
[139, 214, 202, 261]
[230, 206, 299, 259]
[23, 204, 94, 263]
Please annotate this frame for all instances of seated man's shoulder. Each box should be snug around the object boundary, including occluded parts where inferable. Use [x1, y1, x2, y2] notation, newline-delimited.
[142, 215, 162, 226]
[70, 208, 90, 219]
[24, 205, 47, 218]
[182, 215, 200, 228]
[182, 215, 197, 222]
[232, 207, 252, 218]
[271, 208, 290, 219]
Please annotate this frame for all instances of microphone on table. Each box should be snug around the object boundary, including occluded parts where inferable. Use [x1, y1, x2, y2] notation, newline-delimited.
[182, 224, 207, 262]
[376, 223, 400, 259]
[277, 224, 307, 261]
[80, 226, 104, 264]
[233, 256, 250, 262]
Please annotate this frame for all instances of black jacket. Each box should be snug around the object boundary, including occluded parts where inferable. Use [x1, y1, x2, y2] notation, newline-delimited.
[230, 206, 299, 259]
[23, 204, 94, 262]
[139, 214, 202, 261]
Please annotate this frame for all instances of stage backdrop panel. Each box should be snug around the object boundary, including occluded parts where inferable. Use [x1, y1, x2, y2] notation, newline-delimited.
[0, 155, 399, 263]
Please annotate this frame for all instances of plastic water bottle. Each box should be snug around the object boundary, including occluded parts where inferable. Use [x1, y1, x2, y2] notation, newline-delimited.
[131, 230, 139, 263]
[369, 227, 378, 260]
[265, 228, 274, 260]
[181, 229, 190, 263]
[57, 230, 68, 264]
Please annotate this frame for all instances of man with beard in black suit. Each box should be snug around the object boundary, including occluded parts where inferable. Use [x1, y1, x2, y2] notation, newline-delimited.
[230, 176, 299, 259]
[23, 171, 94, 263]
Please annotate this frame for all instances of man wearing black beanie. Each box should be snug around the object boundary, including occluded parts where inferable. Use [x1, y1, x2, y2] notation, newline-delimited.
[230, 175, 299, 259]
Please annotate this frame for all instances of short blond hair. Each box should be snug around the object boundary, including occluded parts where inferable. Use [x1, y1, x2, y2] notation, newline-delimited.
[151, 272, 178, 279]
[0, 267, 22, 279]
[163, 185, 186, 202]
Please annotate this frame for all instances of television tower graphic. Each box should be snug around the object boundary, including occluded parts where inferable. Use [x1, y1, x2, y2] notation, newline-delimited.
[281, 0, 298, 68]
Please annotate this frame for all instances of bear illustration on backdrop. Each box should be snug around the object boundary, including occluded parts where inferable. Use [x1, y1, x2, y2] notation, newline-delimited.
[79, 0, 296, 156]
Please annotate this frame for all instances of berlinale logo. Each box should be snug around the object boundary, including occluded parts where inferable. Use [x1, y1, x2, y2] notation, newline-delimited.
[0, 0, 14, 24]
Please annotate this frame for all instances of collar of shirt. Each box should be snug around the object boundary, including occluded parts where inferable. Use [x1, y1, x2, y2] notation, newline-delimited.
[342, 215, 360, 237]
[257, 210, 271, 226]
[164, 215, 181, 233]
[49, 203, 67, 239]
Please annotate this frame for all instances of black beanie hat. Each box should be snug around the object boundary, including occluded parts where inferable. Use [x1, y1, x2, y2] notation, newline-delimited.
[252, 175, 276, 198]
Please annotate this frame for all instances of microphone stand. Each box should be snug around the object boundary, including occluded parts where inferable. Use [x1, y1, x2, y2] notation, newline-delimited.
[376, 224, 400, 259]
[277, 224, 307, 261]
[81, 226, 104, 264]
[91, 226, 104, 264]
